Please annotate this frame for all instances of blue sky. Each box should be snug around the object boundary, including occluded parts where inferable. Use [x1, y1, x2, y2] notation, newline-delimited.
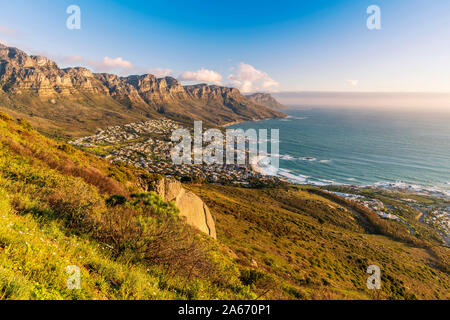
[0, 0, 449, 93]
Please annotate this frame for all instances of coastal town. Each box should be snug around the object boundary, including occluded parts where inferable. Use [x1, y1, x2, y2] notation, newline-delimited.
[70, 118, 281, 185]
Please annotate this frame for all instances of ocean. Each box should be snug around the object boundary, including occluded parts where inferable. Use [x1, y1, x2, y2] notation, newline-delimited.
[228, 107, 450, 196]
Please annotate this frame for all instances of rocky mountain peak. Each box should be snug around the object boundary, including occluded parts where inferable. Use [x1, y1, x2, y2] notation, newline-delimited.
[30, 55, 58, 69]
[184, 83, 241, 99]
[0, 45, 35, 68]
[245, 92, 287, 110]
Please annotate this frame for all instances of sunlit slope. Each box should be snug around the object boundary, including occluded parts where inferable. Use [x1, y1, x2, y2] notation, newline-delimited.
[188, 184, 450, 300]
[0, 112, 253, 300]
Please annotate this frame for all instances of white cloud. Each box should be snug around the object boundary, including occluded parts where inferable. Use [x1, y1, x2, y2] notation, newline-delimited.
[179, 68, 222, 83]
[96, 56, 134, 70]
[58, 55, 135, 73]
[347, 79, 359, 86]
[0, 40, 7, 46]
[227, 63, 279, 93]
[147, 68, 173, 78]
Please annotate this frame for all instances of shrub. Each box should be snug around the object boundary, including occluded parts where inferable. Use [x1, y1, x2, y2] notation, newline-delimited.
[62, 166, 127, 196]
[0, 112, 13, 122]
[90, 192, 217, 281]
[0, 267, 33, 299]
[239, 269, 265, 286]
[106, 194, 128, 207]
[57, 143, 76, 154]
[44, 179, 102, 228]
[16, 118, 33, 130]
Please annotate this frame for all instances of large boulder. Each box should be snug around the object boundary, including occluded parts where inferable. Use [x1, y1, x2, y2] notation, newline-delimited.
[150, 177, 216, 239]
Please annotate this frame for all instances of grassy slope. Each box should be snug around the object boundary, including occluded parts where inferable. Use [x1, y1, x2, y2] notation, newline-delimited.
[187, 184, 450, 300]
[0, 192, 176, 300]
[0, 112, 253, 300]
[0, 93, 160, 138]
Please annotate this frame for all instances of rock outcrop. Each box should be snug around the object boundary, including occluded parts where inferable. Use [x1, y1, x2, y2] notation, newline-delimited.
[151, 177, 216, 239]
[0, 44, 286, 135]
[245, 93, 288, 110]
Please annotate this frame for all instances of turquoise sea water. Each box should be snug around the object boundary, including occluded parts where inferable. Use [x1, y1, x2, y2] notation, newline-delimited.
[229, 108, 450, 196]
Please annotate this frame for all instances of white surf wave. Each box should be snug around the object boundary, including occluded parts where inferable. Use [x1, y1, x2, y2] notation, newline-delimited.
[373, 181, 450, 198]
[264, 153, 296, 161]
[251, 157, 450, 198]
[250, 157, 341, 187]
[250, 155, 279, 176]
[300, 157, 317, 161]
[280, 154, 296, 160]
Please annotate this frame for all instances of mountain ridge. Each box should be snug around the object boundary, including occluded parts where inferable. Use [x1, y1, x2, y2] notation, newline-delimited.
[245, 92, 288, 110]
[0, 44, 286, 136]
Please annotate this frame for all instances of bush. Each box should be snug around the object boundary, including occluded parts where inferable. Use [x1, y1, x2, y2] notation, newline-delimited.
[57, 143, 76, 154]
[239, 269, 265, 286]
[0, 112, 13, 122]
[90, 192, 217, 280]
[106, 194, 128, 207]
[16, 118, 33, 130]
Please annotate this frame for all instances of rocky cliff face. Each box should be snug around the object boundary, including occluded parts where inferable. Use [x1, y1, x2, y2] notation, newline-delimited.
[245, 93, 288, 110]
[151, 177, 216, 239]
[0, 46, 104, 97]
[0, 44, 285, 135]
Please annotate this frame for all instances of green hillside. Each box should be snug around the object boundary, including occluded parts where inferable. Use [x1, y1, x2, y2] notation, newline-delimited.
[0, 111, 448, 300]
[188, 184, 449, 299]
[0, 111, 251, 300]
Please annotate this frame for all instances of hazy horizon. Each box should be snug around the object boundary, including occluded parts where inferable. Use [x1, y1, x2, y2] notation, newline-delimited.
[272, 91, 450, 112]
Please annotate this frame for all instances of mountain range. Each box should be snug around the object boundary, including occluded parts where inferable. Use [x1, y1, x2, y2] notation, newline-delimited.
[0, 44, 285, 136]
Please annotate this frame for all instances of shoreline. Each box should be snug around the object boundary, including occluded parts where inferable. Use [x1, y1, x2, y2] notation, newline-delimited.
[233, 110, 450, 200]
[220, 115, 287, 128]
[250, 156, 450, 199]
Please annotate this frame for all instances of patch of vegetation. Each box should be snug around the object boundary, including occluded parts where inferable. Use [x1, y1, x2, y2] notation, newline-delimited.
[187, 184, 449, 300]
